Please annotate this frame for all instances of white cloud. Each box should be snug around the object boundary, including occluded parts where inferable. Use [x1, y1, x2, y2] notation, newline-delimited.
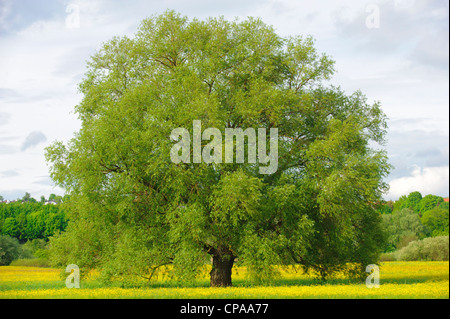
[386, 165, 449, 199]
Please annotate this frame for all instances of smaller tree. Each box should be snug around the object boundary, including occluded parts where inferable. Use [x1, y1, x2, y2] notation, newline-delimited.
[393, 195, 408, 212]
[1, 217, 19, 238]
[407, 191, 422, 214]
[382, 208, 425, 251]
[421, 207, 449, 237]
[392, 191, 422, 213]
[0, 235, 21, 265]
[21, 192, 32, 202]
[419, 195, 443, 216]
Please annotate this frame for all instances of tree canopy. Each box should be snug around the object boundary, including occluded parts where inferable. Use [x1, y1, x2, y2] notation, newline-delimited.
[0, 201, 67, 243]
[46, 11, 391, 286]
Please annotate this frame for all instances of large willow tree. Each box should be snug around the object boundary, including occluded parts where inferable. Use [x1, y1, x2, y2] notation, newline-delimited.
[46, 11, 390, 287]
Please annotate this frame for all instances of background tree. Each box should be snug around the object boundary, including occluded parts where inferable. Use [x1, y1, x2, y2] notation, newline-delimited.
[0, 235, 21, 265]
[46, 11, 390, 286]
[406, 191, 422, 214]
[0, 201, 67, 242]
[392, 191, 422, 213]
[419, 195, 444, 216]
[382, 208, 426, 251]
[421, 207, 449, 237]
[1, 217, 19, 238]
[21, 192, 36, 203]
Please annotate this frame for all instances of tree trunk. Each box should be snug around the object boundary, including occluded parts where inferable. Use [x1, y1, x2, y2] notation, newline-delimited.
[210, 250, 234, 287]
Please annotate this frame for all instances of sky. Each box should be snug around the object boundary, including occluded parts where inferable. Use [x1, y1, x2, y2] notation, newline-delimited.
[0, 0, 448, 201]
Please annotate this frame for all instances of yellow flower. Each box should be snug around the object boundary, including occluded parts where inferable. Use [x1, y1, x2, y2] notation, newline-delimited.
[1, 262, 448, 299]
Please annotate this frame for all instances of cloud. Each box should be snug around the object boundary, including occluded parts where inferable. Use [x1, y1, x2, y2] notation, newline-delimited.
[33, 175, 55, 186]
[384, 122, 449, 181]
[414, 147, 449, 167]
[0, 144, 17, 154]
[0, 0, 12, 32]
[0, 169, 18, 177]
[20, 131, 47, 151]
[386, 165, 449, 199]
[333, 0, 449, 69]
[0, 88, 20, 99]
[0, 111, 11, 125]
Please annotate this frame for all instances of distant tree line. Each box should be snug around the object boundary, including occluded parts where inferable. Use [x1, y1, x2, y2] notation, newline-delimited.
[0, 192, 65, 204]
[0, 190, 448, 266]
[375, 191, 449, 252]
[0, 193, 68, 243]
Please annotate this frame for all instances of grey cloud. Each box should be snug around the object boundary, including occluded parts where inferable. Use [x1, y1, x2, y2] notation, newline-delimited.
[0, 0, 60, 35]
[385, 127, 449, 181]
[0, 112, 11, 125]
[0, 0, 12, 32]
[334, 0, 449, 70]
[0, 169, 18, 177]
[415, 147, 449, 167]
[0, 88, 20, 99]
[33, 176, 55, 186]
[415, 147, 442, 158]
[425, 148, 449, 167]
[0, 144, 17, 154]
[52, 45, 96, 79]
[0, 87, 53, 103]
[20, 131, 47, 151]
[0, 134, 19, 142]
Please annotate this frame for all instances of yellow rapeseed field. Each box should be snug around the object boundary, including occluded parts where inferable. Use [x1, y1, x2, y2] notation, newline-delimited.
[0, 266, 59, 283]
[0, 262, 448, 299]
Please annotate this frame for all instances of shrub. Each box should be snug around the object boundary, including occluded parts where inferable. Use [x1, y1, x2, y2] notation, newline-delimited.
[396, 236, 449, 261]
[0, 235, 21, 265]
[379, 252, 396, 262]
[381, 208, 425, 251]
[9, 258, 50, 267]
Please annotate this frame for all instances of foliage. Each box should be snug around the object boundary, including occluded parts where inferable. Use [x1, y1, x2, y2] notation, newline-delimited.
[406, 191, 422, 214]
[9, 258, 50, 267]
[45, 11, 390, 286]
[395, 236, 449, 261]
[22, 238, 49, 259]
[375, 200, 393, 214]
[381, 208, 426, 251]
[419, 195, 444, 216]
[421, 207, 449, 237]
[0, 235, 21, 265]
[0, 202, 67, 242]
[378, 191, 448, 253]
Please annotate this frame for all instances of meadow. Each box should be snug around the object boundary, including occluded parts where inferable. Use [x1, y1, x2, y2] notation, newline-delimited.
[0, 261, 448, 299]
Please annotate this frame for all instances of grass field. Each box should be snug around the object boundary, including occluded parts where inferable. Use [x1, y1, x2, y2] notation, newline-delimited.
[0, 261, 448, 299]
